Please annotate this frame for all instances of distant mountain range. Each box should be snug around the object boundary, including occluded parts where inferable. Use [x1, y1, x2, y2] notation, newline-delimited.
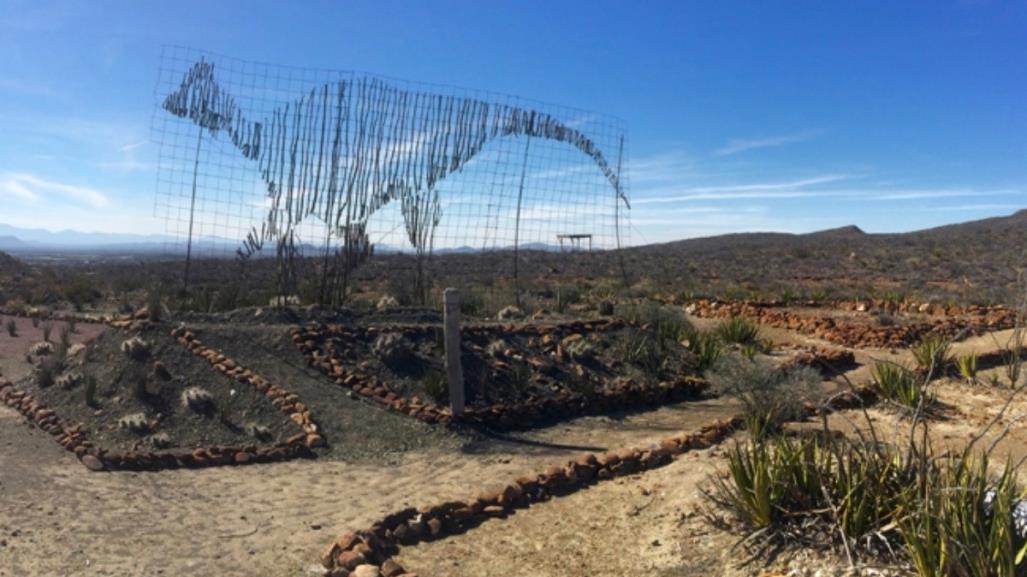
[0, 223, 570, 257]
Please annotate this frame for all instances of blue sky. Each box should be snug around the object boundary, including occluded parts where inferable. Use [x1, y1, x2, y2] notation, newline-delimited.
[0, 0, 1025, 245]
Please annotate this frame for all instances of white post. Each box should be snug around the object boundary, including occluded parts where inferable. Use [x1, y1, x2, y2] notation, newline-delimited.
[443, 288, 464, 416]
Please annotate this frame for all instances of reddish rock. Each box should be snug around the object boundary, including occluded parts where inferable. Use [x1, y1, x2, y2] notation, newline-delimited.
[81, 454, 104, 471]
[337, 549, 367, 570]
[305, 434, 325, 448]
[426, 518, 443, 536]
[351, 565, 380, 577]
[234, 451, 252, 465]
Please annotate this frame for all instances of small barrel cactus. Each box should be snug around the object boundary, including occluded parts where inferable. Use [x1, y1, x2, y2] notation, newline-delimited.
[246, 422, 272, 441]
[371, 333, 414, 365]
[29, 341, 54, 357]
[118, 412, 151, 434]
[56, 371, 84, 390]
[563, 335, 596, 362]
[149, 432, 172, 449]
[376, 295, 400, 310]
[181, 386, 215, 413]
[120, 337, 151, 360]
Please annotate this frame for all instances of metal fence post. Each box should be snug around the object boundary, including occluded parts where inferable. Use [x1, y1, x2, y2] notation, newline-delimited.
[443, 288, 465, 416]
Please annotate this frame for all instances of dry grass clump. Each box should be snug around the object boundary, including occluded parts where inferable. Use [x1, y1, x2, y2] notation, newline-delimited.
[371, 332, 414, 366]
[706, 354, 821, 437]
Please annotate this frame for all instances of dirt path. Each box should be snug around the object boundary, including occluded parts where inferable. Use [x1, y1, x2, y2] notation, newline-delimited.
[0, 392, 738, 577]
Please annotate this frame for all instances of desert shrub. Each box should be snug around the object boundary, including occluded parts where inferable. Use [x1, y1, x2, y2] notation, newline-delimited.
[181, 386, 215, 413]
[118, 412, 150, 434]
[41, 323, 52, 342]
[554, 284, 581, 314]
[956, 353, 979, 383]
[371, 333, 414, 366]
[67, 318, 77, 334]
[423, 371, 448, 403]
[622, 302, 692, 343]
[31, 315, 40, 328]
[706, 355, 820, 436]
[911, 334, 951, 373]
[618, 328, 667, 383]
[509, 362, 532, 393]
[716, 316, 761, 345]
[120, 337, 151, 360]
[563, 336, 596, 362]
[5, 319, 17, 337]
[62, 273, 100, 311]
[457, 287, 486, 318]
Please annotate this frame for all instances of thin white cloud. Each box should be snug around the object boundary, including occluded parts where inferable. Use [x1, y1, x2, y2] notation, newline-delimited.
[714, 130, 820, 156]
[0, 173, 109, 208]
[929, 203, 1025, 212]
[119, 140, 146, 152]
[633, 175, 850, 204]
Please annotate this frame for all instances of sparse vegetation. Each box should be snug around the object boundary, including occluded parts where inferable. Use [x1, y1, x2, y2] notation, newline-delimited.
[5, 318, 17, 337]
[117, 412, 151, 434]
[423, 371, 448, 403]
[681, 329, 723, 371]
[706, 355, 820, 436]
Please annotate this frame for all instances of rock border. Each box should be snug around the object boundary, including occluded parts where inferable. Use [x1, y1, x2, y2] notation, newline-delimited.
[685, 299, 1016, 349]
[171, 326, 325, 449]
[294, 319, 709, 431]
[0, 322, 320, 472]
[316, 416, 743, 577]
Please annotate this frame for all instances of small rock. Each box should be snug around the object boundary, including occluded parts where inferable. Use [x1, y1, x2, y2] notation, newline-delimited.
[496, 305, 524, 320]
[352, 564, 380, 577]
[81, 454, 104, 471]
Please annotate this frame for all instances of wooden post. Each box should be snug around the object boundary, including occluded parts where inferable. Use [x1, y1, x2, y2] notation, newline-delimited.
[443, 288, 464, 416]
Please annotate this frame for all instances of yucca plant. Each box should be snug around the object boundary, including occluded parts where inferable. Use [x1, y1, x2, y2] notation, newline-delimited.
[957, 353, 979, 383]
[911, 334, 952, 374]
[871, 361, 933, 413]
[716, 316, 761, 345]
[682, 329, 723, 371]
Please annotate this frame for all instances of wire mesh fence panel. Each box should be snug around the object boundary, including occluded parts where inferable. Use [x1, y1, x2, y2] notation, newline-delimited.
[152, 46, 630, 304]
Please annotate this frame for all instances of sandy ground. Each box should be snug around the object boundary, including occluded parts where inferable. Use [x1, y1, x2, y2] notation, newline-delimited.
[0, 396, 739, 577]
[3, 313, 1022, 577]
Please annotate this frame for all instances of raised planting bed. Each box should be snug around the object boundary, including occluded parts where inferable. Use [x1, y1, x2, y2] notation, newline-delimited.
[294, 318, 709, 430]
[685, 299, 1016, 349]
[6, 324, 316, 471]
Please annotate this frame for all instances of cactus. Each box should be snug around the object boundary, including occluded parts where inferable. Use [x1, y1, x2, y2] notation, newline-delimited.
[149, 432, 172, 449]
[118, 412, 151, 434]
[181, 386, 215, 413]
[29, 341, 54, 357]
[56, 370, 84, 390]
[371, 333, 414, 365]
[120, 337, 151, 360]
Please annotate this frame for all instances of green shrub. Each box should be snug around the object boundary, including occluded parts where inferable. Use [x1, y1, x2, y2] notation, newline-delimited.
[911, 334, 951, 373]
[716, 316, 761, 345]
[622, 302, 693, 343]
[83, 374, 99, 408]
[618, 328, 667, 383]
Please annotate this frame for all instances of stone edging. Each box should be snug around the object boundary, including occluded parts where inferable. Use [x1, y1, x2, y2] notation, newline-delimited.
[685, 299, 1016, 349]
[318, 415, 744, 577]
[171, 326, 325, 449]
[294, 319, 708, 431]
[0, 376, 313, 471]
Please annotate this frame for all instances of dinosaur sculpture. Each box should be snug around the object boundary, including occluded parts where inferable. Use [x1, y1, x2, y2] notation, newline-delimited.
[162, 60, 628, 301]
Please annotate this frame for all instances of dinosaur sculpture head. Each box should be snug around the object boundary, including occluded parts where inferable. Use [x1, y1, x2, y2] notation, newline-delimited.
[163, 60, 238, 135]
